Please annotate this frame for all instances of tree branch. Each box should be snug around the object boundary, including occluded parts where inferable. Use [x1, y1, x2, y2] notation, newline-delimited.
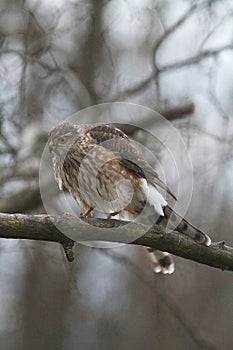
[158, 44, 233, 73]
[119, 102, 195, 135]
[155, 1, 201, 52]
[0, 213, 232, 272]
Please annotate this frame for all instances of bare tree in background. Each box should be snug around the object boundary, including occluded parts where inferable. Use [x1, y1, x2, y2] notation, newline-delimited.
[0, 1, 233, 350]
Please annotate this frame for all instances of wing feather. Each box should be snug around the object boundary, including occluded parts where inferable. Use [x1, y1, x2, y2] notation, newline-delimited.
[85, 123, 176, 200]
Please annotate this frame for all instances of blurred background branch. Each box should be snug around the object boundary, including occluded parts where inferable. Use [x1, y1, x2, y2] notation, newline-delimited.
[1, 0, 233, 348]
[101, 249, 219, 350]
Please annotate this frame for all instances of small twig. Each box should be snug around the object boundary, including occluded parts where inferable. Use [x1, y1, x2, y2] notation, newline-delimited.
[211, 240, 225, 248]
[155, 1, 202, 52]
[62, 241, 75, 262]
[158, 43, 233, 73]
[119, 102, 195, 136]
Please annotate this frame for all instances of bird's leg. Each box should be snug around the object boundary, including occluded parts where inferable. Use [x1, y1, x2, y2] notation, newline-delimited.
[107, 207, 136, 219]
[80, 206, 94, 218]
[124, 207, 136, 215]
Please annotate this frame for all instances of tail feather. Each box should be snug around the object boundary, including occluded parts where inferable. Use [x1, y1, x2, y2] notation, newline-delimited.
[141, 181, 167, 216]
[119, 181, 211, 276]
[144, 205, 211, 275]
[146, 248, 175, 274]
[161, 206, 211, 246]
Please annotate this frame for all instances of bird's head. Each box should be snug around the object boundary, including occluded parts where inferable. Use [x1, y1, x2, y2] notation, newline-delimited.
[48, 122, 78, 156]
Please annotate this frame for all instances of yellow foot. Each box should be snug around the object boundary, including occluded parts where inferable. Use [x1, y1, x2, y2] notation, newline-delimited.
[124, 207, 136, 215]
[80, 207, 94, 218]
[63, 211, 75, 217]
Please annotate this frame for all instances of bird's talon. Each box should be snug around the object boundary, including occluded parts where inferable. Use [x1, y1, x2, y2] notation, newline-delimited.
[63, 211, 75, 217]
[107, 211, 121, 219]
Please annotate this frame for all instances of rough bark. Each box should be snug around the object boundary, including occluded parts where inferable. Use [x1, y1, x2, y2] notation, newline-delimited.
[0, 213, 232, 271]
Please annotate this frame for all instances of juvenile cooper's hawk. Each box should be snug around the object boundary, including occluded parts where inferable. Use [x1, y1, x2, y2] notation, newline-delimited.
[48, 122, 211, 274]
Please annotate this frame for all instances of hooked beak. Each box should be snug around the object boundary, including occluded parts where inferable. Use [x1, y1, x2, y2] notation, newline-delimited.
[48, 140, 55, 153]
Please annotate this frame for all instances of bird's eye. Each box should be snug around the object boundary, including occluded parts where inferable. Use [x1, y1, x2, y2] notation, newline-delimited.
[59, 137, 66, 144]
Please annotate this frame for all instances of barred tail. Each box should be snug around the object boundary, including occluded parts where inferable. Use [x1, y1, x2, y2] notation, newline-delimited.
[160, 206, 211, 246]
[145, 248, 175, 274]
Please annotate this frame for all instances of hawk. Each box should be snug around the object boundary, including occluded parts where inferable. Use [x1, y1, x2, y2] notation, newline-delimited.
[48, 122, 211, 274]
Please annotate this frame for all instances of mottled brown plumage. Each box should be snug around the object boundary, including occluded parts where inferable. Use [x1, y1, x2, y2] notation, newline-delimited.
[48, 122, 211, 274]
